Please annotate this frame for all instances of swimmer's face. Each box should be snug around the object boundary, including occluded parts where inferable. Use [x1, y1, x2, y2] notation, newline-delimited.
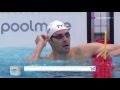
[49, 29, 70, 54]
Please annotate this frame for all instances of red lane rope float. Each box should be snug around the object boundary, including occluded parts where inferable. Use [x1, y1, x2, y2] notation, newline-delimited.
[92, 56, 114, 78]
[92, 32, 114, 78]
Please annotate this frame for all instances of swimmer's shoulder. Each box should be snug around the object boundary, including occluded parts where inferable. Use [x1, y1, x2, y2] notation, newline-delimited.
[43, 52, 54, 60]
[70, 46, 85, 59]
[70, 43, 92, 55]
[70, 46, 82, 54]
[70, 44, 86, 51]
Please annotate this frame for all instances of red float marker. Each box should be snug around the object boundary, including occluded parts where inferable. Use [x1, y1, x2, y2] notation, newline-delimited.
[92, 31, 114, 78]
[93, 56, 114, 78]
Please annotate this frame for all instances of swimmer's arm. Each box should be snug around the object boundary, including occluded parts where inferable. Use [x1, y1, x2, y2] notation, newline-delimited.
[76, 43, 120, 58]
[106, 44, 120, 56]
[29, 35, 49, 61]
[109, 48, 120, 57]
[28, 42, 47, 61]
[75, 43, 102, 58]
[94, 43, 120, 57]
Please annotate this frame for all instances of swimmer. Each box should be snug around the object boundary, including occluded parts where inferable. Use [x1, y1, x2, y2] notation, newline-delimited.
[29, 20, 120, 62]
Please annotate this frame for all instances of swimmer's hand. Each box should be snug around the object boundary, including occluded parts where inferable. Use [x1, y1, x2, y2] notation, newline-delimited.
[96, 46, 110, 58]
[35, 35, 49, 47]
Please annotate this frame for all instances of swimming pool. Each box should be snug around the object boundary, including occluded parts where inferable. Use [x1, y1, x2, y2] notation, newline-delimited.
[0, 47, 120, 78]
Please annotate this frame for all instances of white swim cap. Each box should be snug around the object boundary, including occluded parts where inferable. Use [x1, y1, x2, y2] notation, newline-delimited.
[47, 20, 68, 38]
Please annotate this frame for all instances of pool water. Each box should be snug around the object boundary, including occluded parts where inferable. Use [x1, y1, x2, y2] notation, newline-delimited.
[0, 47, 120, 78]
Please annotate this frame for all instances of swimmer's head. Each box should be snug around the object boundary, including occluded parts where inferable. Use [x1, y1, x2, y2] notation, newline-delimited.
[47, 20, 69, 39]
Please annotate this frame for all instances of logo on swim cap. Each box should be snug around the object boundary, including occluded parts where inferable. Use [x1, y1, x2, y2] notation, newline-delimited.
[47, 20, 68, 38]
